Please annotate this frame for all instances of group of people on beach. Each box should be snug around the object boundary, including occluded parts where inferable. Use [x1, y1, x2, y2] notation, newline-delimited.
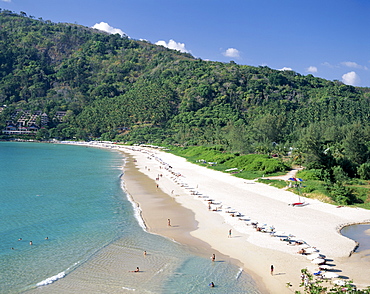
[134, 148, 342, 290]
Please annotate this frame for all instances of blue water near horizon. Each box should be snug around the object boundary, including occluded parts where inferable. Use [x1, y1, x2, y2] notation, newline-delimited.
[0, 142, 260, 294]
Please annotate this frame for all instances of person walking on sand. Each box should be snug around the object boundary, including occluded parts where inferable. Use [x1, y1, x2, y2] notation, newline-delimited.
[211, 254, 215, 262]
[228, 229, 232, 238]
[167, 219, 171, 226]
[270, 265, 274, 275]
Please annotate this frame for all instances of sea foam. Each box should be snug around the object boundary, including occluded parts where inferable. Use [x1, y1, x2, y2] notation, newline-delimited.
[122, 286, 136, 291]
[36, 271, 66, 286]
[121, 180, 147, 231]
[235, 267, 243, 280]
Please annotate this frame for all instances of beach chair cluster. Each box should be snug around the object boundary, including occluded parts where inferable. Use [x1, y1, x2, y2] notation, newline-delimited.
[136, 148, 357, 291]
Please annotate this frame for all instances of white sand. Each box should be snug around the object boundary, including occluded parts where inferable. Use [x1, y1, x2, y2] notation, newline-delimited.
[64, 142, 370, 293]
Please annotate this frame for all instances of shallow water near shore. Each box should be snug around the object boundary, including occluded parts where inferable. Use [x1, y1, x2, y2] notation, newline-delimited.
[0, 142, 259, 294]
[341, 224, 370, 252]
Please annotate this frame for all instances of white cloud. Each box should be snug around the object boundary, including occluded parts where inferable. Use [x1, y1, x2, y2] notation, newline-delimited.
[342, 71, 360, 86]
[155, 39, 189, 53]
[91, 22, 127, 37]
[306, 66, 318, 73]
[279, 67, 293, 71]
[222, 48, 240, 58]
[1, 0, 11, 2]
[341, 61, 368, 70]
[322, 62, 336, 68]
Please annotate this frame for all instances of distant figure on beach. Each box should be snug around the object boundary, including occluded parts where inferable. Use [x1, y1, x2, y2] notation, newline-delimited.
[156, 184, 159, 188]
[168, 219, 171, 226]
[211, 254, 215, 262]
[144, 251, 147, 256]
[130, 267, 140, 272]
[209, 282, 215, 287]
[228, 229, 232, 238]
[270, 265, 274, 275]
[29, 241, 33, 245]
[297, 248, 306, 255]
[304, 276, 309, 286]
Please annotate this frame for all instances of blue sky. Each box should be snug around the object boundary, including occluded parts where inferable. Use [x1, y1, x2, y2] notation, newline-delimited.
[1, 0, 369, 87]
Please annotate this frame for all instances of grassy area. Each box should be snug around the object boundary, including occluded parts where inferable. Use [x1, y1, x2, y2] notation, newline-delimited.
[350, 184, 370, 209]
[165, 145, 370, 209]
[168, 145, 289, 180]
[256, 178, 287, 189]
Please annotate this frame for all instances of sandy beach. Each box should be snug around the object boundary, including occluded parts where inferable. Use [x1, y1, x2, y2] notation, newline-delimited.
[66, 142, 370, 293]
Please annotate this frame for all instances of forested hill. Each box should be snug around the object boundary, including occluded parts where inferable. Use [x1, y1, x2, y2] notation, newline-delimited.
[1, 10, 370, 158]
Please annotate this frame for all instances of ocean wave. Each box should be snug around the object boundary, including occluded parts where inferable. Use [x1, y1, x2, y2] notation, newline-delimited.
[120, 180, 147, 231]
[122, 286, 136, 291]
[36, 271, 66, 286]
[235, 267, 243, 280]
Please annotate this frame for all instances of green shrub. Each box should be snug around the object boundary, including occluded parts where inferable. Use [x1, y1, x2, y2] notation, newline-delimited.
[358, 162, 370, 180]
[297, 169, 330, 181]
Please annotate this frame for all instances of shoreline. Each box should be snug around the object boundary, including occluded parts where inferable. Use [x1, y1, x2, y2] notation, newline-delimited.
[121, 151, 272, 293]
[122, 150, 266, 291]
[63, 142, 370, 292]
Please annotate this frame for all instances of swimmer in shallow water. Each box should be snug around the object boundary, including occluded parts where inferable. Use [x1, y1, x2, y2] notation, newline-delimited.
[129, 267, 140, 272]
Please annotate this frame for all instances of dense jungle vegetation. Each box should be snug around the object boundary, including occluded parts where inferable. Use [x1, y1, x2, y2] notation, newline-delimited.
[2, 10, 370, 206]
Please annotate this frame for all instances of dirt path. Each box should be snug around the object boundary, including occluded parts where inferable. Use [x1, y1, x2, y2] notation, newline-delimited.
[262, 167, 303, 181]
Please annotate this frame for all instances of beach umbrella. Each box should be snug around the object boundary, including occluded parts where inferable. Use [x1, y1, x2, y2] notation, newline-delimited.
[319, 265, 332, 270]
[305, 247, 319, 254]
[311, 258, 325, 264]
[308, 253, 326, 260]
[273, 231, 286, 237]
[306, 253, 322, 260]
[322, 272, 339, 279]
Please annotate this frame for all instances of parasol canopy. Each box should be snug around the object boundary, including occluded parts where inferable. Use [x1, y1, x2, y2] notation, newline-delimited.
[322, 272, 339, 279]
[305, 247, 319, 254]
[311, 258, 325, 264]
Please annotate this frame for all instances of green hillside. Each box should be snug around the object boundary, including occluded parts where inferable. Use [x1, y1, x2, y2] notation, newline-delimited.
[3, 10, 370, 198]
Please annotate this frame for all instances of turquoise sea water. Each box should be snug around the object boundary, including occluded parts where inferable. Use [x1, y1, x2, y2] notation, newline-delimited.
[0, 142, 260, 294]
